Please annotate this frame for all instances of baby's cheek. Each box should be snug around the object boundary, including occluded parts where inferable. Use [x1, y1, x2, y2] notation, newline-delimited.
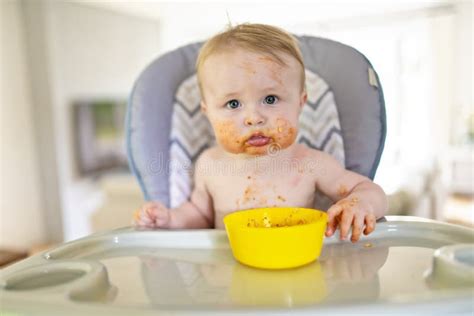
[213, 121, 245, 154]
[272, 118, 297, 149]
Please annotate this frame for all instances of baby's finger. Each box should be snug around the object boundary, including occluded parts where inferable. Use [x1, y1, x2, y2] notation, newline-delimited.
[339, 209, 354, 240]
[141, 207, 155, 222]
[155, 218, 169, 227]
[351, 214, 365, 243]
[364, 214, 376, 235]
[134, 207, 154, 226]
[154, 209, 170, 227]
[145, 207, 159, 221]
[154, 208, 168, 219]
[136, 217, 154, 228]
[327, 204, 343, 221]
[133, 217, 152, 228]
[326, 204, 343, 237]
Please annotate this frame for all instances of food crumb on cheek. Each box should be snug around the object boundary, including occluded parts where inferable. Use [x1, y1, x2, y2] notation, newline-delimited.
[271, 119, 297, 150]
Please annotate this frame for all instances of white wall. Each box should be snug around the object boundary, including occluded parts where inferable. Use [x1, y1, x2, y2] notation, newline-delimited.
[45, 2, 160, 241]
[1, 0, 161, 247]
[82, 1, 450, 55]
[451, 1, 473, 143]
[0, 0, 45, 250]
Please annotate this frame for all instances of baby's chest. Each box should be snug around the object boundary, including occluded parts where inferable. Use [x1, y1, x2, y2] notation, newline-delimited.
[207, 172, 315, 212]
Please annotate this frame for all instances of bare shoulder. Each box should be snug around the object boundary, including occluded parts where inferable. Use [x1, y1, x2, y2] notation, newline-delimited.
[295, 143, 332, 163]
[292, 143, 314, 159]
[295, 144, 346, 181]
[194, 146, 222, 179]
[195, 146, 221, 164]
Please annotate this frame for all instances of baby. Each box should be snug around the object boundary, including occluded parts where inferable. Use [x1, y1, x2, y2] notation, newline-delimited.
[134, 23, 388, 243]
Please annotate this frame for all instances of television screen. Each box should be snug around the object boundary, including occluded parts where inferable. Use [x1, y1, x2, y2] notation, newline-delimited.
[73, 99, 128, 177]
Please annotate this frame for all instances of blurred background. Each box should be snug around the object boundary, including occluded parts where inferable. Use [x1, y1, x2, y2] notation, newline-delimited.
[1, 0, 472, 260]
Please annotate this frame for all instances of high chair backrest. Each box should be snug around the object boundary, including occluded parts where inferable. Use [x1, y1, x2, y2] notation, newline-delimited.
[126, 36, 386, 209]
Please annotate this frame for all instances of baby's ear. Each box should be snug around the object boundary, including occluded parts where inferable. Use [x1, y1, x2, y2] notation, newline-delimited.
[299, 90, 308, 108]
[200, 100, 207, 113]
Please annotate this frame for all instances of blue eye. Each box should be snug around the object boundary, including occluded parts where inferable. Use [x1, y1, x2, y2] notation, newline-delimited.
[264, 95, 278, 105]
[226, 99, 241, 109]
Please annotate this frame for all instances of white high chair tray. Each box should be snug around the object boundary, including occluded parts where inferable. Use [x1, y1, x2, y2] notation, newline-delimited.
[1, 216, 473, 315]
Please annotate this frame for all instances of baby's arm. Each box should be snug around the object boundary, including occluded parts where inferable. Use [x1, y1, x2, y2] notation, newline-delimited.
[314, 151, 388, 242]
[133, 152, 214, 229]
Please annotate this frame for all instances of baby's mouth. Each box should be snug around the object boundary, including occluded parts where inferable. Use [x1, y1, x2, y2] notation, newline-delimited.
[246, 133, 271, 147]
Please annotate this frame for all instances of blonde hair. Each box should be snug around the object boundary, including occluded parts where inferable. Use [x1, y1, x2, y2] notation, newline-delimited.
[196, 23, 306, 93]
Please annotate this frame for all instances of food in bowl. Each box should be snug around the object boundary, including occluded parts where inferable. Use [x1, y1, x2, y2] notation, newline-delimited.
[224, 207, 327, 269]
[247, 209, 310, 228]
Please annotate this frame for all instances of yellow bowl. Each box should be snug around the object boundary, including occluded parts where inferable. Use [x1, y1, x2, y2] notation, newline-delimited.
[223, 207, 327, 269]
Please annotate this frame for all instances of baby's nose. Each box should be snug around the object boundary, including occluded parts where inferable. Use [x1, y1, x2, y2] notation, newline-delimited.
[244, 116, 265, 126]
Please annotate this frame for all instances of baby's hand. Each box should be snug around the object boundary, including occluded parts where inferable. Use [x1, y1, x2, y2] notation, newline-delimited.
[325, 196, 376, 243]
[133, 201, 171, 228]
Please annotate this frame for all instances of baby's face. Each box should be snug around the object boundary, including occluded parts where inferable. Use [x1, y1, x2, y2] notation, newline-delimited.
[200, 49, 307, 156]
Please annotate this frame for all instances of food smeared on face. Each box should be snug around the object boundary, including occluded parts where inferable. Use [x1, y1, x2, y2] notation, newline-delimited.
[200, 50, 304, 157]
[212, 118, 296, 155]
